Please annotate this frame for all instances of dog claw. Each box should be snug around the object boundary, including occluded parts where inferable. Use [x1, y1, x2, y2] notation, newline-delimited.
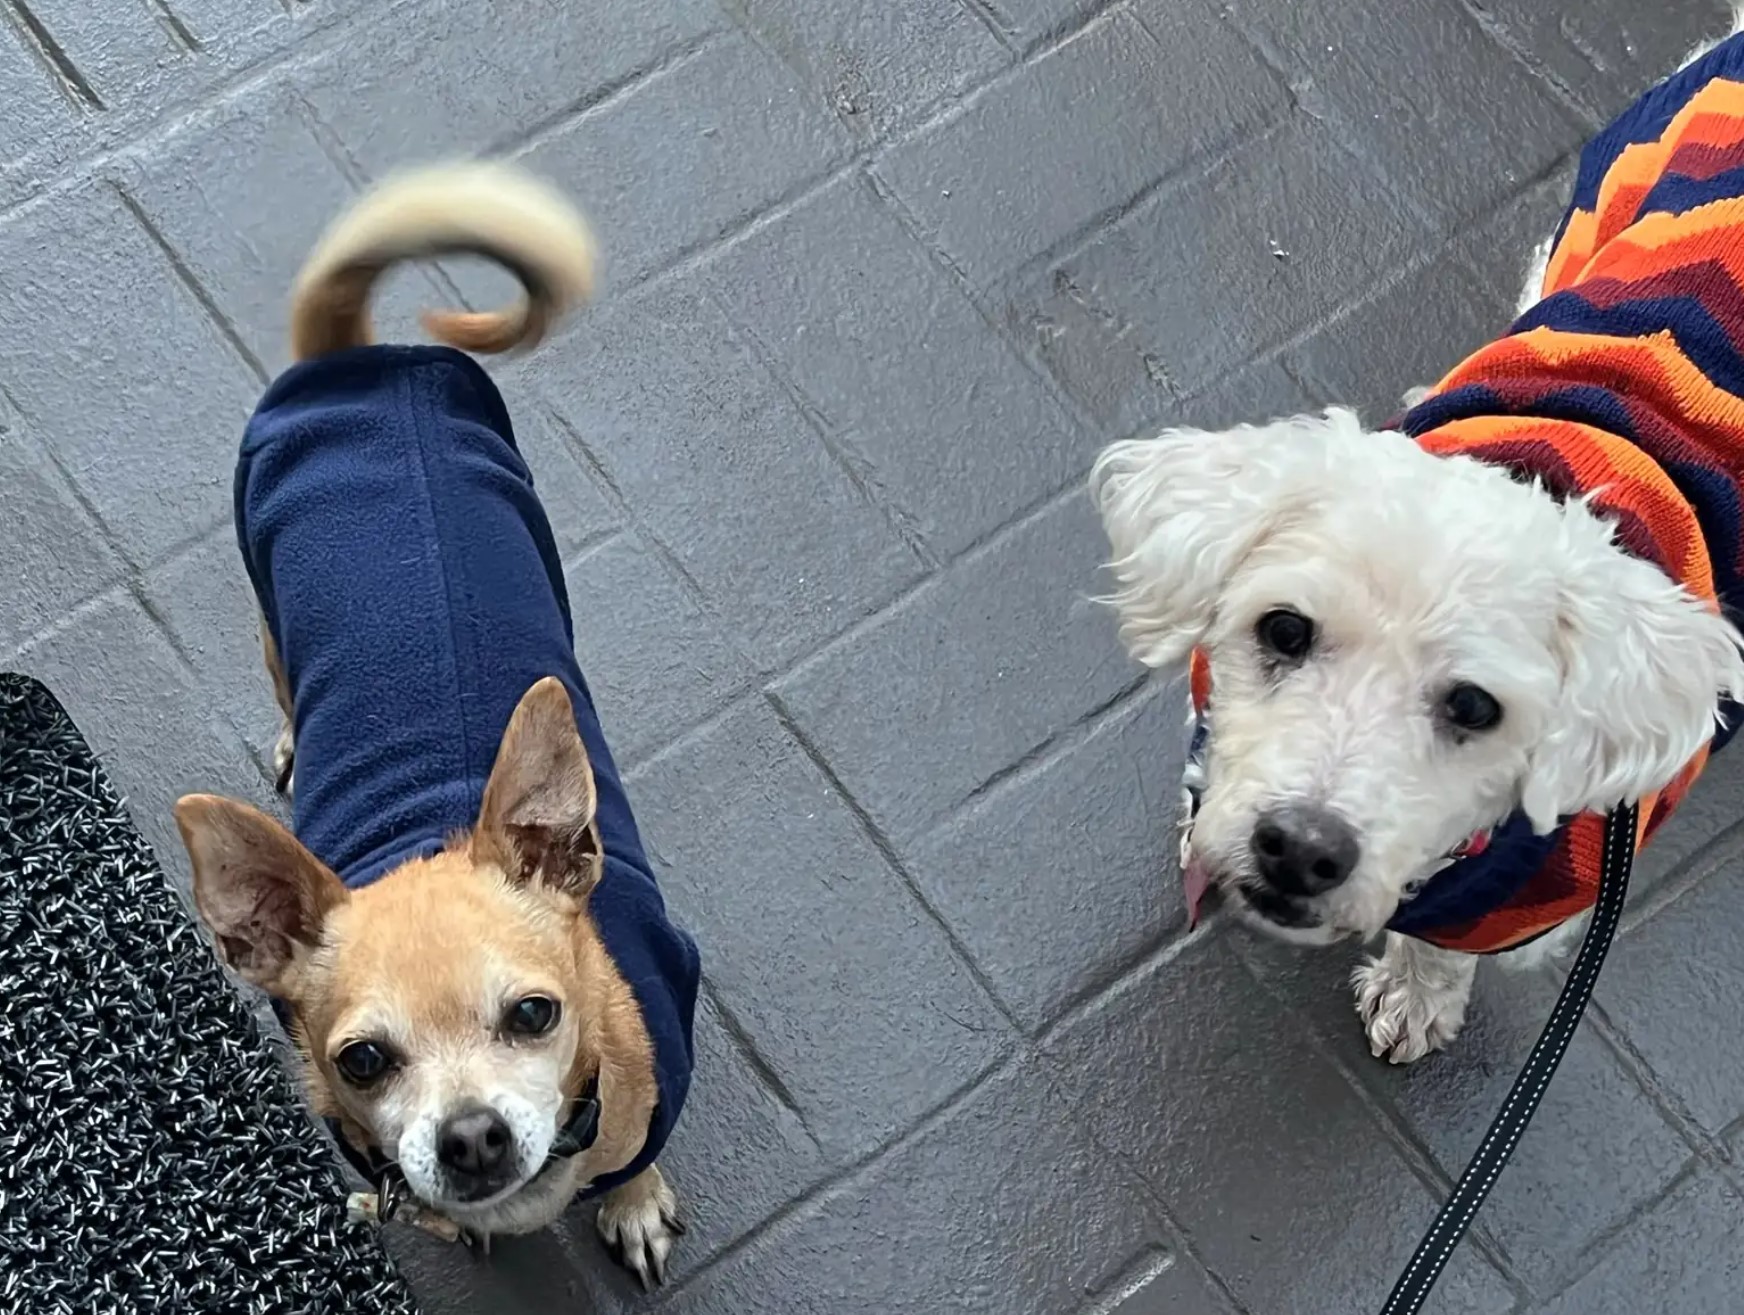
[597, 1169, 682, 1291]
[271, 728, 296, 798]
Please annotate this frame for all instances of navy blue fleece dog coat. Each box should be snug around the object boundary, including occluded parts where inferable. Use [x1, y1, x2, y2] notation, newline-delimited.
[234, 344, 699, 1195]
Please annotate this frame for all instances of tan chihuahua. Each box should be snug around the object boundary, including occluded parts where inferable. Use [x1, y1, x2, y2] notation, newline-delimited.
[174, 162, 700, 1289]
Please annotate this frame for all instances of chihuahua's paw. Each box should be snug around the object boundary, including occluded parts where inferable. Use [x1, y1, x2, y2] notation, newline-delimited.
[1353, 954, 1468, 1065]
[597, 1165, 684, 1291]
[272, 723, 295, 798]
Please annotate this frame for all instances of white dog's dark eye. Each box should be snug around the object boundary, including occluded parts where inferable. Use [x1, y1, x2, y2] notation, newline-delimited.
[334, 1040, 394, 1085]
[1256, 608, 1315, 660]
[504, 995, 560, 1036]
[1444, 683, 1503, 732]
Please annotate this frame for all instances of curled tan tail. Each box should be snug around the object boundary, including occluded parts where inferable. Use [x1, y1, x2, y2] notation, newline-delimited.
[289, 160, 595, 362]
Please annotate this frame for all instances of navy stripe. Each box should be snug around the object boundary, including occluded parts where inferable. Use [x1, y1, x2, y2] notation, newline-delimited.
[1385, 812, 1561, 949]
[1569, 32, 1744, 215]
[1526, 291, 1744, 394]
[1641, 162, 1744, 216]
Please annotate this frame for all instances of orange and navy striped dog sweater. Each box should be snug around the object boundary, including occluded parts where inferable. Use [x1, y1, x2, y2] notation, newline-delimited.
[1392, 35, 1744, 952]
[1185, 36, 1744, 955]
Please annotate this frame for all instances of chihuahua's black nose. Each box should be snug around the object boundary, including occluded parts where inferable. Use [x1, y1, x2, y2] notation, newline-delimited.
[437, 1106, 512, 1179]
[1252, 805, 1360, 896]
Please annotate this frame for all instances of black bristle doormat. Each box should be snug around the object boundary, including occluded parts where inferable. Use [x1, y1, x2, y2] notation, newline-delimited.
[0, 674, 419, 1314]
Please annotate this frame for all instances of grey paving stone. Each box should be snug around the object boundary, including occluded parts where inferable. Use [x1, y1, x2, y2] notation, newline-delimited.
[661, 1056, 1215, 1315]
[299, 0, 724, 173]
[154, 0, 291, 51]
[517, 285, 925, 671]
[143, 526, 280, 766]
[902, 688, 1186, 1032]
[11, 590, 278, 901]
[1450, 164, 1579, 325]
[1016, 295, 1318, 442]
[20, 0, 322, 113]
[1283, 251, 1500, 427]
[650, 993, 828, 1270]
[1538, 1170, 1744, 1315]
[707, 173, 1090, 557]
[115, 84, 442, 375]
[513, 404, 621, 562]
[772, 492, 1133, 844]
[564, 534, 751, 768]
[1008, 118, 1428, 428]
[1214, 0, 1588, 230]
[1096, 1261, 1229, 1315]
[875, 6, 1285, 291]
[0, 182, 261, 565]
[0, 21, 72, 171]
[1593, 858, 1744, 1137]
[627, 699, 1011, 1159]
[18, 0, 194, 112]
[721, 0, 1007, 138]
[1470, 0, 1734, 126]
[1623, 748, 1744, 903]
[0, 431, 126, 654]
[1235, 934, 1690, 1294]
[519, 33, 852, 292]
[1043, 935, 1515, 1314]
[382, 1228, 589, 1315]
[1167, 357, 1324, 429]
[0, 0, 367, 213]
[983, 0, 1106, 46]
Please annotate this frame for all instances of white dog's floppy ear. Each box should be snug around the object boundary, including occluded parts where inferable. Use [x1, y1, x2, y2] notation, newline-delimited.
[1522, 527, 1744, 832]
[1089, 409, 1351, 667]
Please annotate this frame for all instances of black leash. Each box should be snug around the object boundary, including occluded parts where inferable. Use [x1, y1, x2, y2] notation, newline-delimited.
[1379, 802, 1638, 1315]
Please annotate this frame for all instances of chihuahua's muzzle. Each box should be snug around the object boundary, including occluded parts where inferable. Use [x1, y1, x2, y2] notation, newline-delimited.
[436, 1105, 519, 1202]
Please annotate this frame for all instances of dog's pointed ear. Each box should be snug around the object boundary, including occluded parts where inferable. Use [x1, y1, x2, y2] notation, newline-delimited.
[1089, 408, 1352, 667]
[175, 794, 348, 995]
[1522, 523, 1744, 832]
[473, 676, 603, 898]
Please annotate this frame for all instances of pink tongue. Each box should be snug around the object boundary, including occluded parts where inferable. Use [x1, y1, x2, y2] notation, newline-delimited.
[1182, 858, 1212, 928]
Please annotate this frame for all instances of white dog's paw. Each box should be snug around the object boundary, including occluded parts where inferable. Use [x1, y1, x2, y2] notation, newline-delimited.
[1352, 953, 1470, 1065]
[596, 1165, 684, 1291]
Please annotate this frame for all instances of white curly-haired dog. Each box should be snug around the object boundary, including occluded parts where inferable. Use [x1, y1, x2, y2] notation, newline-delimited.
[1093, 11, 1744, 1064]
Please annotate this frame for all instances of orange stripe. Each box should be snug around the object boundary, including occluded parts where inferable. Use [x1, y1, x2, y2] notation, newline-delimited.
[1544, 206, 1597, 296]
[1590, 198, 1744, 265]
[1189, 648, 1212, 710]
[1449, 324, 1744, 458]
[1543, 79, 1744, 296]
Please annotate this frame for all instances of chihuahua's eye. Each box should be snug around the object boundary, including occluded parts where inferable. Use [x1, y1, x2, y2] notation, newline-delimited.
[1443, 683, 1503, 733]
[334, 1040, 393, 1085]
[1256, 608, 1315, 661]
[505, 995, 560, 1036]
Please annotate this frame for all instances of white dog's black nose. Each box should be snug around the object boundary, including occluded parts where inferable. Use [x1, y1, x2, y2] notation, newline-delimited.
[437, 1106, 512, 1180]
[1252, 806, 1359, 896]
